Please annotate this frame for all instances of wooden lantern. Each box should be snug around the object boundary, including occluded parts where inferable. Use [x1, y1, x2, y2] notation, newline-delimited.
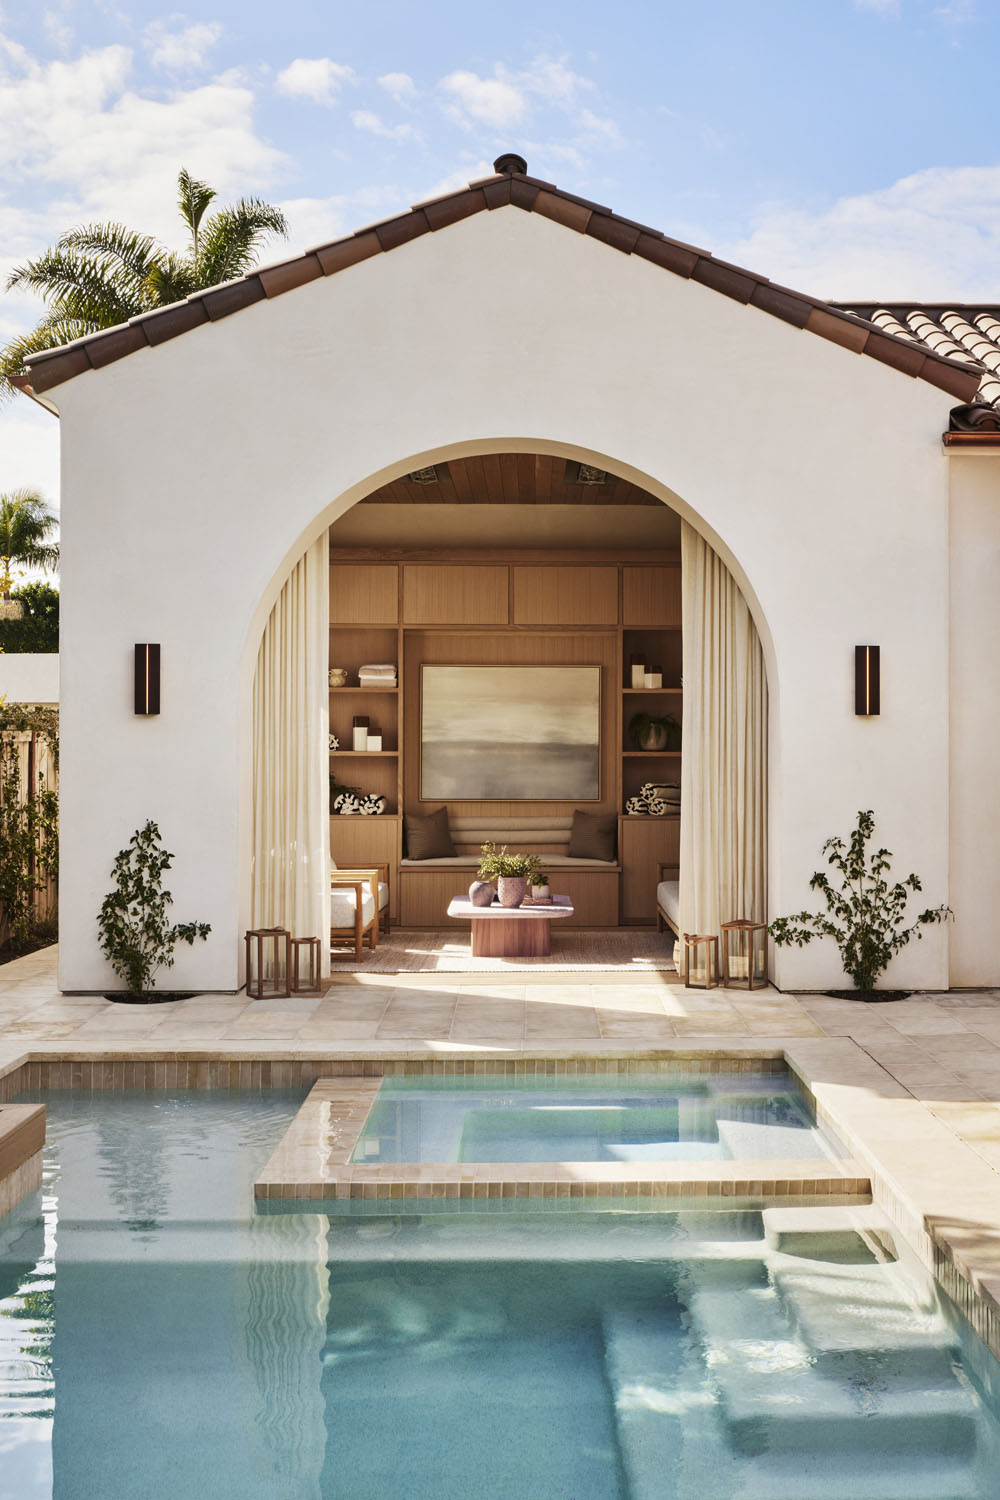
[291, 936, 322, 995]
[245, 927, 291, 999]
[682, 932, 719, 989]
[720, 919, 768, 990]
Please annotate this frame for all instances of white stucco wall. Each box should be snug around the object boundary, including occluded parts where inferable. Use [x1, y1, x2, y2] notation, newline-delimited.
[0, 653, 58, 704]
[48, 206, 964, 991]
[948, 452, 1000, 986]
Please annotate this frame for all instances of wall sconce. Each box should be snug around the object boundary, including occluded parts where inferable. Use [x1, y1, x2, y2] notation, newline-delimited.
[855, 645, 880, 716]
[134, 643, 160, 715]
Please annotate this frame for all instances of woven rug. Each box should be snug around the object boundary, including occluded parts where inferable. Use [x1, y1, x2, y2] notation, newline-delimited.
[330, 928, 677, 974]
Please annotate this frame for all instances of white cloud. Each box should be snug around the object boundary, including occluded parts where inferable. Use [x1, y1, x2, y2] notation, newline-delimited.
[577, 108, 623, 146]
[716, 163, 1000, 300]
[0, 401, 61, 510]
[441, 67, 526, 129]
[0, 37, 286, 248]
[377, 71, 416, 105]
[350, 109, 414, 141]
[275, 56, 355, 106]
[42, 7, 74, 54]
[144, 19, 222, 74]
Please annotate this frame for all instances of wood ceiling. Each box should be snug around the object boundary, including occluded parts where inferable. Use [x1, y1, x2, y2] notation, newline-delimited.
[360, 454, 662, 506]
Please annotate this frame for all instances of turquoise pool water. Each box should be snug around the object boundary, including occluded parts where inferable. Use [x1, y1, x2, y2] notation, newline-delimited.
[349, 1069, 837, 1163]
[1, 1090, 999, 1500]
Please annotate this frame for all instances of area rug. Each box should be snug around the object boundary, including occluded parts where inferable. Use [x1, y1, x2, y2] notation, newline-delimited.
[330, 928, 677, 974]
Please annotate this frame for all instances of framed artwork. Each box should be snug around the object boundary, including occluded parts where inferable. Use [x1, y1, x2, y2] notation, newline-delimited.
[420, 664, 601, 801]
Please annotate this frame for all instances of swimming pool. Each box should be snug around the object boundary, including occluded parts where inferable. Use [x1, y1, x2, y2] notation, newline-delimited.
[349, 1068, 838, 1163]
[1, 1090, 998, 1500]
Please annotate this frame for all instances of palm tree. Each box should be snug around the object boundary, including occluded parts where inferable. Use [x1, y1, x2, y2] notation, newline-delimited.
[2, 169, 288, 398]
[0, 491, 59, 612]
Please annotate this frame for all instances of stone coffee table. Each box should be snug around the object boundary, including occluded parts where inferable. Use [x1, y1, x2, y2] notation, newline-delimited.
[446, 893, 574, 957]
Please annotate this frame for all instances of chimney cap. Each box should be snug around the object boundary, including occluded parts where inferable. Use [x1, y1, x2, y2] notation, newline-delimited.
[493, 152, 528, 176]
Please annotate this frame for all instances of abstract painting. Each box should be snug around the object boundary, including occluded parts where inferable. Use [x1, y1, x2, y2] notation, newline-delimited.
[420, 665, 601, 800]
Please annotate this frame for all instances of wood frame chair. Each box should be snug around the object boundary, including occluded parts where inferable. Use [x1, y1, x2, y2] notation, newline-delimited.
[656, 861, 680, 938]
[330, 867, 381, 961]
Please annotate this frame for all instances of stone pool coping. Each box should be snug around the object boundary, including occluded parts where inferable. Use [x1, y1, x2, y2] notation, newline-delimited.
[0, 1032, 998, 1362]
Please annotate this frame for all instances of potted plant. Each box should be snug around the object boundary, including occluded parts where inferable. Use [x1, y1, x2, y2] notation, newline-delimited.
[528, 871, 551, 902]
[629, 711, 681, 751]
[477, 843, 541, 908]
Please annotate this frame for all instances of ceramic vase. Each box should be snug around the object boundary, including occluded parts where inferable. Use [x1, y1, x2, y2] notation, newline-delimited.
[497, 876, 526, 908]
[469, 880, 495, 908]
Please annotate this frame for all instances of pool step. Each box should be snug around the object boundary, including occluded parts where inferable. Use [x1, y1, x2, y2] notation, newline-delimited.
[769, 1254, 960, 1372]
[600, 1309, 689, 1500]
[762, 1204, 897, 1259]
[686, 1279, 976, 1458]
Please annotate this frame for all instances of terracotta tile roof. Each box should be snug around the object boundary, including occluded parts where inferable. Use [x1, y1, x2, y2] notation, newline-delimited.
[834, 303, 1000, 433]
[21, 159, 983, 413]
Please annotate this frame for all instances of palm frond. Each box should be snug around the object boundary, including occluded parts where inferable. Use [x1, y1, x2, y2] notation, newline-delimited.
[7, 248, 149, 325]
[196, 200, 288, 286]
[59, 223, 164, 285]
[0, 314, 95, 402]
[146, 254, 201, 308]
[0, 492, 59, 575]
[177, 168, 216, 248]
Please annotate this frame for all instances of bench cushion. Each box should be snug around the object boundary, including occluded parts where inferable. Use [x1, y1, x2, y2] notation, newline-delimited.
[331, 882, 388, 927]
[656, 880, 680, 928]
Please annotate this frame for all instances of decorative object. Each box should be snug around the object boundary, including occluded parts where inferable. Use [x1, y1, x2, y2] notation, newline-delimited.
[367, 731, 383, 752]
[352, 715, 369, 751]
[420, 664, 601, 801]
[529, 871, 551, 902]
[629, 711, 681, 751]
[134, 643, 160, 716]
[404, 806, 456, 859]
[359, 793, 387, 815]
[682, 932, 719, 989]
[97, 820, 211, 998]
[290, 935, 322, 994]
[566, 811, 617, 862]
[469, 879, 495, 907]
[333, 791, 362, 815]
[855, 645, 880, 716]
[328, 667, 348, 688]
[720, 918, 768, 990]
[328, 733, 339, 751]
[768, 809, 952, 996]
[476, 843, 541, 910]
[330, 774, 359, 813]
[647, 665, 664, 689]
[630, 653, 646, 688]
[245, 927, 291, 998]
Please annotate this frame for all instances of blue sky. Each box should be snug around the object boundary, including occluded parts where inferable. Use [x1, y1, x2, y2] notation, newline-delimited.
[2, 0, 999, 515]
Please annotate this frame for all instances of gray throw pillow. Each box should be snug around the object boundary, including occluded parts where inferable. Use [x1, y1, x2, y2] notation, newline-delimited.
[405, 807, 456, 860]
[567, 811, 617, 861]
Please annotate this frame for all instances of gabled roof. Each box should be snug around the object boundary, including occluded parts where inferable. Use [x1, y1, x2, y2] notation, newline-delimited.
[20, 156, 982, 409]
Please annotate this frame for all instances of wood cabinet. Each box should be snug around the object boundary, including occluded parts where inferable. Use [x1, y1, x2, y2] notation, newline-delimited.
[512, 565, 618, 625]
[330, 564, 398, 624]
[402, 565, 508, 624]
[623, 565, 681, 627]
[621, 817, 680, 923]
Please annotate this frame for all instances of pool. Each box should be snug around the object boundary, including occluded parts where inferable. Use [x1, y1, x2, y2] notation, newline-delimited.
[349, 1068, 838, 1163]
[1, 1090, 999, 1500]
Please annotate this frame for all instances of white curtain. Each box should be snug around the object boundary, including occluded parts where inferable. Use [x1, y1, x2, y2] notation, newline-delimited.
[251, 535, 330, 976]
[679, 521, 768, 937]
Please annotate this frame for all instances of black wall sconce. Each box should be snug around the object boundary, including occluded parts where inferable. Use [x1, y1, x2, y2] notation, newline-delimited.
[855, 645, 880, 716]
[134, 644, 160, 715]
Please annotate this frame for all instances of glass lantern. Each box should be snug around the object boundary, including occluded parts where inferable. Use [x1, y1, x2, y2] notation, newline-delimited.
[720, 919, 768, 990]
[291, 936, 322, 995]
[682, 933, 719, 989]
[245, 927, 291, 999]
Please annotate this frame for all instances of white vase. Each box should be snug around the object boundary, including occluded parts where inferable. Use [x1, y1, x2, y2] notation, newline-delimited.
[497, 876, 526, 908]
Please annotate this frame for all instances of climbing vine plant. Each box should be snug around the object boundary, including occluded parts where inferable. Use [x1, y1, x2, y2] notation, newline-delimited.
[0, 701, 59, 956]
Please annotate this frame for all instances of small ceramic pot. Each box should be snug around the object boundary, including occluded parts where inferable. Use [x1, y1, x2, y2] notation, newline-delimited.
[497, 876, 526, 908]
[533, 884, 550, 901]
[328, 667, 348, 687]
[469, 880, 495, 908]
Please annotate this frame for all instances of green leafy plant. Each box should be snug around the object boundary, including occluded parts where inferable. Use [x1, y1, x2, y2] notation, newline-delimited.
[768, 809, 952, 994]
[477, 843, 542, 880]
[528, 871, 550, 888]
[0, 583, 59, 653]
[97, 821, 210, 997]
[0, 701, 58, 958]
[628, 711, 681, 751]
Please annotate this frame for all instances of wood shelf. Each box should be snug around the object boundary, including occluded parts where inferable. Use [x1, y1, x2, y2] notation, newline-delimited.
[620, 813, 680, 821]
[622, 687, 682, 695]
[330, 685, 398, 693]
[622, 751, 682, 758]
[330, 751, 398, 758]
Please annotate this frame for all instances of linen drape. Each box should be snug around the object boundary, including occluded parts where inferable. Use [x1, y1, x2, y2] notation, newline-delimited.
[251, 536, 330, 976]
[679, 522, 768, 937]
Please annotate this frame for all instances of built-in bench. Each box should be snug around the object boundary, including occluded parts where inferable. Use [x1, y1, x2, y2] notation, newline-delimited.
[399, 816, 621, 927]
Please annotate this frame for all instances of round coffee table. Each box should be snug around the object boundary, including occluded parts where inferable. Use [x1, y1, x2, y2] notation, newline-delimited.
[446, 894, 574, 957]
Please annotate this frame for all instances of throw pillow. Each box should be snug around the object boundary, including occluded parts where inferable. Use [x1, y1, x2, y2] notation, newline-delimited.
[405, 807, 456, 860]
[567, 810, 617, 861]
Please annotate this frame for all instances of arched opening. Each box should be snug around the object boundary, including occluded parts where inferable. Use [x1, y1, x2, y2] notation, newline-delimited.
[241, 439, 775, 978]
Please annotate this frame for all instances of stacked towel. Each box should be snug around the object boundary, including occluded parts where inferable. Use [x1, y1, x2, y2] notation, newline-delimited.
[626, 782, 680, 817]
[358, 662, 397, 688]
